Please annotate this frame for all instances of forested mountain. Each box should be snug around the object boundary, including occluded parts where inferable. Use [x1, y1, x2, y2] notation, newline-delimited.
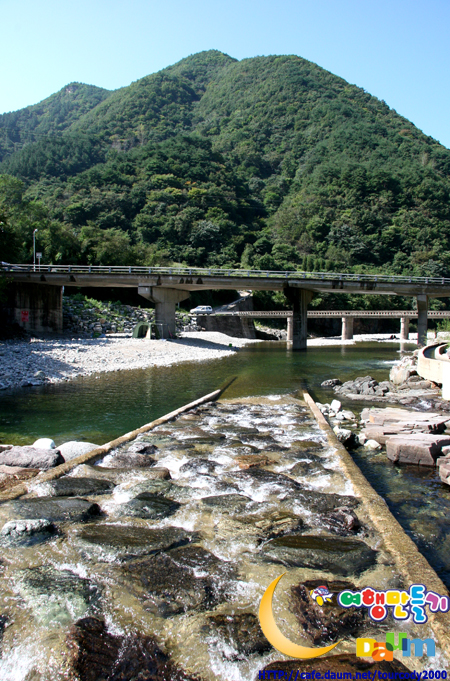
[0, 82, 112, 162]
[2, 50, 450, 294]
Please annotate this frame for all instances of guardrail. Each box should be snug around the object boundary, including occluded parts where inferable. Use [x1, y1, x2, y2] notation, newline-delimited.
[209, 310, 450, 318]
[2, 263, 450, 286]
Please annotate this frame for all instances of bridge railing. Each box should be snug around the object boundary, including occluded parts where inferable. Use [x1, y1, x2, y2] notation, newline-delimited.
[2, 263, 450, 287]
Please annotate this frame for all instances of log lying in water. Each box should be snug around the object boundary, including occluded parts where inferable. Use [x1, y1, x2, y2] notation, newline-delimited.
[0, 387, 224, 503]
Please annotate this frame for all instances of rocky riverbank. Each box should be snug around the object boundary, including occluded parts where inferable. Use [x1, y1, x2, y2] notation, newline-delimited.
[0, 332, 258, 391]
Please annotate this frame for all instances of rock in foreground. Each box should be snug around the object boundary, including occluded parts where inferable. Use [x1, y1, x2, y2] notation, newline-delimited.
[66, 617, 200, 681]
[0, 446, 64, 469]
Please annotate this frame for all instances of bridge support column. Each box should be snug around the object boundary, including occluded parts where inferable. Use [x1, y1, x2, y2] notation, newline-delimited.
[285, 289, 313, 351]
[341, 316, 354, 340]
[8, 282, 63, 334]
[287, 317, 293, 343]
[400, 317, 410, 341]
[417, 295, 428, 347]
[138, 287, 189, 338]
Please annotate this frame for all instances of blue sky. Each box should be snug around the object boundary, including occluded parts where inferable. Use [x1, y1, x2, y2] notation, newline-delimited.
[1, 0, 449, 147]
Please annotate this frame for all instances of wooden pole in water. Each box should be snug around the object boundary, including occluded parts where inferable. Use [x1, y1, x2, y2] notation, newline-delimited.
[0, 387, 224, 502]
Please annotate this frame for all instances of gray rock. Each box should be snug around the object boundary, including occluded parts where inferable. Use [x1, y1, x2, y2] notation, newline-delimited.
[32, 438, 55, 449]
[77, 524, 197, 560]
[58, 441, 100, 461]
[45, 477, 114, 497]
[331, 400, 342, 413]
[16, 565, 100, 626]
[179, 459, 220, 475]
[11, 497, 101, 522]
[321, 379, 342, 388]
[364, 439, 382, 450]
[126, 442, 158, 455]
[115, 493, 180, 519]
[260, 535, 378, 575]
[0, 519, 57, 546]
[0, 446, 64, 469]
[106, 451, 156, 468]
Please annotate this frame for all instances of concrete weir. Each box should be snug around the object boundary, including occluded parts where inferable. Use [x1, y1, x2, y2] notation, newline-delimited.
[303, 391, 450, 662]
[1, 388, 450, 673]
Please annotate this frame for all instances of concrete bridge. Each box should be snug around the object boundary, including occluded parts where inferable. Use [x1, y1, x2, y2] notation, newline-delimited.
[3, 263, 450, 349]
[212, 309, 450, 341]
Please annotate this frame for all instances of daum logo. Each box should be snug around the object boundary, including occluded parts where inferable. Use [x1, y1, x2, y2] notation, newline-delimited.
[356, 634, 435, 661]
[259, 574, 443, 660]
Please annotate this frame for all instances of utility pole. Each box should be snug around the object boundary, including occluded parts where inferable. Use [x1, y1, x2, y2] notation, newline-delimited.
[33, 229, 38, 271]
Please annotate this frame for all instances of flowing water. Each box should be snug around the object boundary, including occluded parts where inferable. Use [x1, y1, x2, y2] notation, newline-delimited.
[0, 340, 449, 679]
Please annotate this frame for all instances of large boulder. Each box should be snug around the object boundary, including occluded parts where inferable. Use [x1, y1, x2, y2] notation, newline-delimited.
[43, 476, 114, 497]
[11, 497, 101, 522]
[0, 446, 64, 470]
[58, 441, 100, 462]
[260, 535, 378, 576]
[77, 525, 198, 561]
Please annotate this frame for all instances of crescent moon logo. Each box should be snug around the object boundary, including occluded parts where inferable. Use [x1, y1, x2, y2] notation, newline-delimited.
[258, 573, 341, 659]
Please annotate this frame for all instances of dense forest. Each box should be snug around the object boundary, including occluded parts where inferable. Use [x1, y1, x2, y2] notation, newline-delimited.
[1, 50, 450, 309]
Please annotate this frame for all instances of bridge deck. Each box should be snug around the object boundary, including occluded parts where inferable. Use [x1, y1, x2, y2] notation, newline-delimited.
[209, 310, 450, 318]
[3, 264, 450, 297]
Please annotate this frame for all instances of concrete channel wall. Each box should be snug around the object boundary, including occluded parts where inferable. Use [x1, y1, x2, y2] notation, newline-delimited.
[417, 343, 450, 400]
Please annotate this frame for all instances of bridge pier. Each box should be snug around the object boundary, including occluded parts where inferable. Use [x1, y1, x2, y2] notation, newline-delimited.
[7, 282, 63, 334]
[417, 295, 428, 347]
[400, 317, 410, 341]
[341, 316, 354, 340]
[138, 286, 189, 338]
[287, 317, 293, 343]
[285, 289, 313, 350]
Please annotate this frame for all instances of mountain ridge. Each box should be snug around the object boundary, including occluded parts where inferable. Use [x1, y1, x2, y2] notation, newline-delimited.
[1, 49, 450, 298]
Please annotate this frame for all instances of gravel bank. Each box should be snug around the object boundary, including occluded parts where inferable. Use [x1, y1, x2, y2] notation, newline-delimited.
[0, 332, 258, 391]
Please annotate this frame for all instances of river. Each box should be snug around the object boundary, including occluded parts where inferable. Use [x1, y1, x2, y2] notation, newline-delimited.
[0, 340, 450, 680]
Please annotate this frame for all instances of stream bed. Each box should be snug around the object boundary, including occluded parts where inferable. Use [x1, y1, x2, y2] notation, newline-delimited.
[0, 395, 436, 680]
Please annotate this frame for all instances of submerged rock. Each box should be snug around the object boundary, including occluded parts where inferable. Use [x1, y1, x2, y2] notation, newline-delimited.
[291, 579, 366, 644]
[0, 446, 64, 470]
[0, 518, 57, 546]
[73, 464, 171, 482]
[201, 494, 252, 512]
[16, 565, 100, 626]
[203, 612, 270, 660]
[11, 497, 101, 522]
[44, 476, 114, 497]
[179, 458, 220, 475]
[66, 616, 200, 681]
[233, 453, 271, 469]
[78, 525, 197, 559]
[121, 552, 220, 616]
[115, 492, 180, 519]
[320, 506, 362, 536]
[260, 535, 378, 576]
[167, 544, 235, 577]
